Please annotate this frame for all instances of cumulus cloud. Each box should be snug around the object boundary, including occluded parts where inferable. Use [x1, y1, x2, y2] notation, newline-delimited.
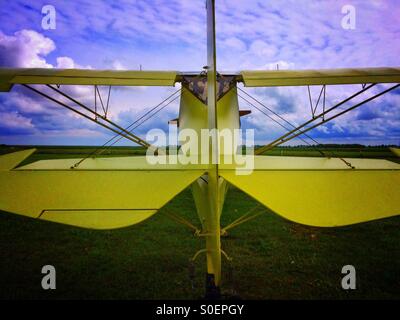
[0, 29, 54, 68]
[0, 29, 101, 141]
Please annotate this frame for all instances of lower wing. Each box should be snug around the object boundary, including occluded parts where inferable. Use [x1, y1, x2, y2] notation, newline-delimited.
[0, 149, 205, 229]
[220, 156, 400, 227]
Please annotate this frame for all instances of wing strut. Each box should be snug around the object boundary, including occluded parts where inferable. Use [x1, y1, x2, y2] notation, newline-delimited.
[238, 89, 326, 155]
[23, 84, 152, 149]
[45, 84, 150, 147]
[255, 83, 400, 154]
[72, 89, 181, 168]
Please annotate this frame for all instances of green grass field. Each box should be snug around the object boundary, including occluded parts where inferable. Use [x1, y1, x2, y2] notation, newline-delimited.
[0, 145, 399, 299]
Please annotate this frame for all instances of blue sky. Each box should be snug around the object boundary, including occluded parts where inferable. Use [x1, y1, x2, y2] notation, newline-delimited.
[0, 0, 399, 146]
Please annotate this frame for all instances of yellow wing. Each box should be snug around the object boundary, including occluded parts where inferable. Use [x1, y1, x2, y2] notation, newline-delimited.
[390, 147, 400, 157]
[0, 149, 205, 229]
[0, 68, 178, 91]
[220, 156, 400, 227]
[240, 67, 400, 87]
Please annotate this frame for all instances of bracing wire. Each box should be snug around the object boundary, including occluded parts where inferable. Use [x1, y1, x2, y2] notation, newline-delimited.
[97, 90, 182, 155]
[71, 88, 182, 167]
[237, 93, 326, 156]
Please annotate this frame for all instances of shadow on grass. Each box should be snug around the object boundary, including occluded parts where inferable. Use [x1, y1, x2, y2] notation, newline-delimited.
[0, 185, 399, 299]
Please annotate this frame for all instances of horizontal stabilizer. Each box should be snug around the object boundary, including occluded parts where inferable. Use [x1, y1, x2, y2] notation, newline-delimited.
[0, 148, 36, 170]
[390, 147, 400, 157]
[220, 156, 400, 227]
[39, 209, 156, 230]
[0, 151, 204, 229]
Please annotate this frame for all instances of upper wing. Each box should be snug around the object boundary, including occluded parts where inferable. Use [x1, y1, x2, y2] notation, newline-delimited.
[220, 156, 400, 227]
[240, 67, 400, 87]
[0, 149, 205, 229]
[3, 67, 399, 91]
[0, 68, 178, 92]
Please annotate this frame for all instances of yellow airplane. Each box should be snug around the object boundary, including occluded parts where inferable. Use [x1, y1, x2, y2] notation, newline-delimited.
[0, 0, 399, 298]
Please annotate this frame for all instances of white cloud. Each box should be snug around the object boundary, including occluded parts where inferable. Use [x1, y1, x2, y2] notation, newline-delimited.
[111, 60, 127, 70]
[0, 29, 54, 68]
[249, 40, 277, 58]
[223, 37, 247, 51]
[1, 112, 35, 130]
[260, 60, 295, 70]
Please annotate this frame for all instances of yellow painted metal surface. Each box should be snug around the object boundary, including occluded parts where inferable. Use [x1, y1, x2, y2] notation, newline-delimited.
[0, 151, 204, 229]
[40, 210, 156, 230]
[220, 155, 400, 170]
[205, 0, 222, 288]
[179, 76, 240, 286]
[18, 155, 208, 170]
[0, 68, 178, 91]
[191, 175, 228, 229]
[241, 67, 400, 87]
[178, 86, 240, 156]
[178, 88, 207, 150]
[0, 148, 36, 170]
[220, 156, 400, 227]
[390, 147, 400, 157]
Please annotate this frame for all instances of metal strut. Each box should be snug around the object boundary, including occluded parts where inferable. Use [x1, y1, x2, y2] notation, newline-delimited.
[256, 83, 399, 154]
[308, 85, 326, 119]
[238, 91, 326, 156]
[22, 84, 151, 149]
[254, 83, 377, 155]
[221, 204, 263, 236]
[204, 0, 221, 299]
[74, 88, 181, 166]
[94, 85, 112, 119]
[26, 84, 180, 168]
[46, 84, 149, 148]
[160, 208, 201, 235]
[96, 88, 182, 156]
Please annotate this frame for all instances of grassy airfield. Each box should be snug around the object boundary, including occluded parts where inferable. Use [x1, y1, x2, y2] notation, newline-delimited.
[0, 145, 399, 299]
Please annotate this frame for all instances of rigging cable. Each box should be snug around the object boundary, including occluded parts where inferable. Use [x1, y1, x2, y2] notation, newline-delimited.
[238, 93, 326, 156]
[71, 88, 182, 167]
[238, 87, 325, 148]
[96, 89, 183, 155]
